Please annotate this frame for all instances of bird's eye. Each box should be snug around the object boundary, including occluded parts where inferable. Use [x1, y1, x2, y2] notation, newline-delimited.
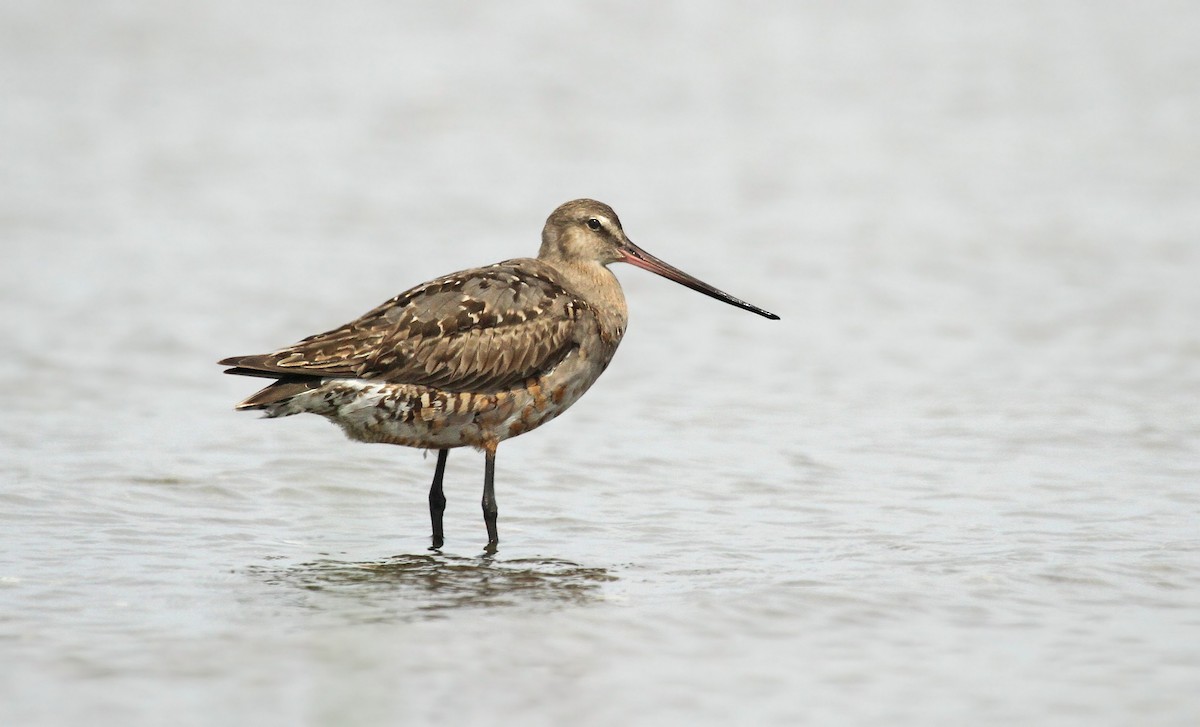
[586, 218, 602, 231]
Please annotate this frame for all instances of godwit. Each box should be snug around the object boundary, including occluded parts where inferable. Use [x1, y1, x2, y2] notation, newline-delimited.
[220, 199, 778, 552]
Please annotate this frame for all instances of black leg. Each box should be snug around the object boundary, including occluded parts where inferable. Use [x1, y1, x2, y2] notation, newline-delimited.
[482, 443, 499, 553]
[428, 449, 448, 550]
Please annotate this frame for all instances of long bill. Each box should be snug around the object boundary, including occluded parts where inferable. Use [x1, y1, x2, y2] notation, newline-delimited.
[620, 241, 780, 320]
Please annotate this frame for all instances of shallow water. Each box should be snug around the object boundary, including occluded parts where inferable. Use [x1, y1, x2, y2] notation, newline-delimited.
[3, 1, 1200, 725]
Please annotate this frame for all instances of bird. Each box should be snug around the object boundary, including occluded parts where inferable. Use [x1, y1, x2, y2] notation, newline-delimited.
[219, 199, 778, 552]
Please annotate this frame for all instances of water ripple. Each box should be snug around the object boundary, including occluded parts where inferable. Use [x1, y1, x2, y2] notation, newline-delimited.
[247, 553, 616, 622]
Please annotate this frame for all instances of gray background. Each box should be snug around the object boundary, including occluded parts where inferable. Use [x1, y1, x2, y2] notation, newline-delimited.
[3, 2, 1198, 725]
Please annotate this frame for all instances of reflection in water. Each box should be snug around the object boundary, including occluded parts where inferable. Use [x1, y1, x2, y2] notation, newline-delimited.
[250, 553, 615, 621]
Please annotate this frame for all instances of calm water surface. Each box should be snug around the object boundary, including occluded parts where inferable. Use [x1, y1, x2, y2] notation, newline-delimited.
[2, 2, 1199, 725]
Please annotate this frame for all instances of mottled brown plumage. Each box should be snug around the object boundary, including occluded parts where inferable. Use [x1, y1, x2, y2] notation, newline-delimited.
[220, 199, 778, 551]
[222, 260, 591, 400]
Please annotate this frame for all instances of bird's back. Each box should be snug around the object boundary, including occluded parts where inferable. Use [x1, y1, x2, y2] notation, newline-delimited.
[221, 257, 623, 406]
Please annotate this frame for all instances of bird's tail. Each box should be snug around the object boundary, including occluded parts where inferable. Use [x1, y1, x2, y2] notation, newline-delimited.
[233, 378, 323, 412]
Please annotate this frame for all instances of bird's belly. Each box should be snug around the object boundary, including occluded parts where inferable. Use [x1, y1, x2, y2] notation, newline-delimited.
[278, 348, 611, 450]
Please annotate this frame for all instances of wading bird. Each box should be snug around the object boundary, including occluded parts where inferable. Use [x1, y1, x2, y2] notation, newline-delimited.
[220, 199, 778, 552]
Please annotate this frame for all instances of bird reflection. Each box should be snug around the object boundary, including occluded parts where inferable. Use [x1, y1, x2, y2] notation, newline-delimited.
[251, 553, 615, 620]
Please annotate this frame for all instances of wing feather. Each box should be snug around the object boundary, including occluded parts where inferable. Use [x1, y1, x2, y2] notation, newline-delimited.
[219, 260, 589, 393]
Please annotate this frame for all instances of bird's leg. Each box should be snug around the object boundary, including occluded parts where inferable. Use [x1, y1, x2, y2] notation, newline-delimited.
[482, 442, 499, 554]
[428, 449, 449, 550]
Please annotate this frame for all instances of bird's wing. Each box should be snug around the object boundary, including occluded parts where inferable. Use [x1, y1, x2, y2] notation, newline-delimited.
[219, 260, 591, 392]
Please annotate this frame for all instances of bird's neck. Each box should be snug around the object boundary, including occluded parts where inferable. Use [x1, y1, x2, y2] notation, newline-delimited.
[553, 259, 629, 336]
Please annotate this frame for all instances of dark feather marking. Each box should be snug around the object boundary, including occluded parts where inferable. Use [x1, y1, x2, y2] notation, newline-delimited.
[219, 259, 598, 395]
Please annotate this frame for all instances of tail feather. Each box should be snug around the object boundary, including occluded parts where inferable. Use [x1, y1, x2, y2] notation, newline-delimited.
[221, 353, 327, 411]
[222, 366, 286, 380]
[235, 378, 323, 411]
